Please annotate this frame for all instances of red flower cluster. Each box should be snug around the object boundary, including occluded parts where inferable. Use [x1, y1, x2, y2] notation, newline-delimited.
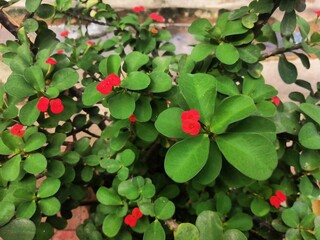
[46, 57, 57, 65]
[133, 6, 145, 13]
[124, 208, 143, 227]
[37, 97, 64, 114]
[269, 190, 287, 209]
[271, 96, 280, 107]
[10, 124, 25, 137]
[96, 74, 121, 95]
[149, 12, 165, 22]
[129, 114, 137, 123]
[181, 110, 201, 136]
[60, 30, 70, 37]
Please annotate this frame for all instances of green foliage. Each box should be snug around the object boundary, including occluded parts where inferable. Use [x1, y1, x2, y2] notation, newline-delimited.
[0, 0, 320, 239]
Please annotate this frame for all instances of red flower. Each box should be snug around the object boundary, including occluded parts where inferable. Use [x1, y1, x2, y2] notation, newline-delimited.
[182, 120, 201, 136]
[181, 110, 200, 122]
[10, 124, 25, 137]
[56, 49, 64, 54]
[269, 190, 286, 209]
[133, 6, 145, 13]
[129, 114, 137, 123]
[315, 10, 320, 16]
[46, 57, 57, 65]
[151, 28, 158, 34]
[37, 97, 50, 112]
[132, 208, 143, 219]
[96, 80, 113, 95]
[60, 30, 70, 37]
[49, 98, 64, 114]
[124, 214, 137, 227]
[271, 96, 280, 107]
[106, 73, 121, 87]
[86, 41, 94, 46]
[149, 12, 165, 22]
[275, 190, 287, 202]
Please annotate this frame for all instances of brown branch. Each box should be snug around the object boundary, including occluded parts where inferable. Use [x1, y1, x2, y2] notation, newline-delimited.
[65, 10, 109, 26]
[262, 43, 303, 59]
[0, 10, 19, 38]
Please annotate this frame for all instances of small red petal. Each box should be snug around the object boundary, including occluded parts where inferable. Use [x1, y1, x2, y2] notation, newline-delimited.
[129, 114, 137, 123]
[132, 208, 143, 219]
[60, 30, 70, 37]
[86, 41, 94, 45]
[269, 196, 281, 208]
[271, 96, 280, 107]
[56, 49, 64, 54]
[10, 124, 25, 137]
[181, 110, 200, 122]
[182, 120, 201, 136]
[106, 74, 121, 87]
[50, 98, 64, 114]
[37, 97, 50, 112]
[46, 57, 57, 65]
[96, 81, 112, 95]
[151, 28, 158, 34]
[124, 215, 137, 227]
[275, 190, 287, 203]
[315, 10, 320, 16]
[133, 6, 145, 13]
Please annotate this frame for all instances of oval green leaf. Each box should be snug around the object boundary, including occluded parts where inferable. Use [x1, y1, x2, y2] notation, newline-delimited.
[121, 71, 151, 90]
[216, 43, 239, 65]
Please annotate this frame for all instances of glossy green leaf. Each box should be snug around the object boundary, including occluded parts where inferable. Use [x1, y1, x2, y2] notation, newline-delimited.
[300, 150, 320, 171]
[23, 153, 47, 174]
[38, 177, 61, 198]
[24, 65, 44, 91]
[250, 198, 270, 217]
[298, 122, 320, 149]
[179, 73, 217, 125]
[282, 208, 300, 228]
[25, 0, 41, 12]
[0, 218, 36, 240]
[221, 20, 248, 37]
[238, 45, 260, 64]
[96, 187, 123, 206]
[191, 43, 216, 62]
[188, 18, 212, 37]
[2, 130, 24, 150]
[46, 160, 65, 178]
[143, 220, 165, 240]
[299, 175, 313, 196]
[278, 55, 297, 84]
[154, 197, 175, 220]
[241, 13, 258, 29]
[136, 122, 158, 142]
[82, 82, 105, 106]
[225, 213, 253, 231]
[196, 211, 223, 240]
[19, 98, 41, 126]
[148, 72, 172, 93]
[35, 222, 54, 240]
[16, 201, 36, 219]
[134, 96, 152, 122]
[210, 95, 256, 134]
[36, 4, 55, 19]
[155, 107, 188, 138]
[216, 43, 239, 65]
[215, 192, 232, 216]
[99, 55, 121, 76]
[118, 180, 140, 200]
[216, 133, 277, 180]
[2, 155, 21, 182]
[0, 201, 15, 227]
[50, 68, 79, 91]
[280, 11, 296, 37]
[216, 75, 240, 96]
[164, 135, 210, 183]
[124, 51, 149, 72]
[102, 214, 122, 238]
[223, 229, 247, 240]
[109, 93, 135, 119]
[24, 132, 46, 152]
[175, 223, 200, 240]
[300, 103, 320, 125]
[4, 74, 35, 98]
[38, 197, 61, 216]
[121, 72, 151, 90]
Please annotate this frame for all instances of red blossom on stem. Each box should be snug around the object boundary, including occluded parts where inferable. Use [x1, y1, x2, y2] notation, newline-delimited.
[56, 49, 64, 54]
[106, 73, 121, 87]
[315, 10, 320, 17]
[124, 208, 143, 227]
[50, 98, 64, 114]
[96, 74, 121, 95]
[133, 6, 145, 13]
[86, 41, 94, 46]
[37, 97, 50, 112]
[269, 190, 286, 209]
[271, 96, 280, 107]
[10, 124, 25, 137]
[129, 114, 137, 123]
[149, 12, 165, 22]
[181, 110, 201, 136]
[46, 57, 57, 65]
[60, 30, 70, 37]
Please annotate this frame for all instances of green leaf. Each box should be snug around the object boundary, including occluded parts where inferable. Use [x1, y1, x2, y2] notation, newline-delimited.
[0, 218, 36, 240]
[63, 151, 80, 165]
[143, 220, 165, 240]
[299, 175, 313, 196]
[16, 201, 36, 219]
[216, 75, 240, 96]
[109, 93, 135, 119]
[121, 72, 151, 90]
[221, 20, 248, 37]
[179, 73, 217, 125]
[0, 201, 15, 227]
[99, 55, 121, 76]
[124, 51, 149, 72]
[2, 130, 24, 150]
[102, 214, 122, 238]
[47, 160, 65, 178]
[2, 155, 21, 182]
[300, 103, 320, 125]
[154, 197, 175, 220]
[134, 96, 152, 122]
[281, 11, 296, 37]
[23, 18, 39, 33]
[249, 0, 274, 14]
[23, 153, 47, 174]
[188, 18, 212, 37]
[225, 213, 253, 231]
[216, 133, 277, 180]
[298, 122, 320, 149]
[278, 55, 297, 84]
[36, 4, 55, 19]
[37, 177, 61, 198]
[238, 45, 260, 64]
[5, 74, 36, 98]
[223, 229, 247, 240]
[215, 192, 232, 216]
[96, 187, 123, 206]
[175, 223, 200, 240]
[250, 198, 270, 217]
[148, 72, 172, 93]
[297, 16, 310, 40]
[19, 98, 41, 126]
[136, 122, 158, 142]
[38, 197, 61, 216]
[155, 107, 188, 138]
[164, 135, 210, 183]
[216, 43, 239, 65]
[300, 150, 320, 171]
[24, 65, 44, 91]
[0, 137, 13, 155]
[50, 68, 79, 91]
[24, 132, 46, 152]
[118, 180, 140, 200]
[191, 43, 216, 62]
[195, 211, 223, 240]
[282, 208, 300, 228]
[35, 222, 54, 240]
[241, 13, 258, 29]
[82, 82, 105, 106]
[25, 0, 41, 12]
[210, 95, 256, 134]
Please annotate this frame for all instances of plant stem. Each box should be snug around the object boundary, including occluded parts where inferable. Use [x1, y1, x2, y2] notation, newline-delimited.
[262, 43, 303, 59]
[0, 10, 19, 38]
